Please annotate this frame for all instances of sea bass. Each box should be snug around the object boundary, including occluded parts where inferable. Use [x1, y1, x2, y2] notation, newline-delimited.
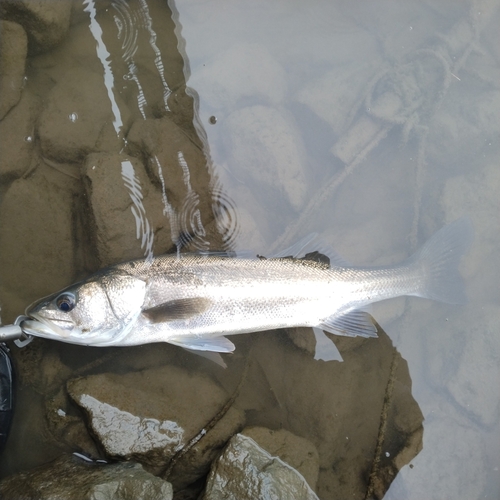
[24, 218, 472, 357]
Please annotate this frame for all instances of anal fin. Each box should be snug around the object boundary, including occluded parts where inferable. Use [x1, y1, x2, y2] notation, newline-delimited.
[319, 310, 378, 338]
[312, 327, 343, 362]
[167, 335, 235, 353]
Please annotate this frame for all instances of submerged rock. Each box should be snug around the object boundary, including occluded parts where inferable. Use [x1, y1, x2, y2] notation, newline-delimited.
[0, 0, 71, 54]
[189, 42, 287, 112]
[223, 105, 308, 212]
[126, 116, 226, 251]
[202, 433, 319, 500]
[239, 328, 424, 499]
[0, 20, 27, 120]
[83, 152, 172, 266]
[0, 454, 173, 500]
[67, 365, 245, 484]
[38, 67, 131, 163]
[0, 162, 76, 323]
[0, 89, 39, 182]
[242, 426, 320, 491]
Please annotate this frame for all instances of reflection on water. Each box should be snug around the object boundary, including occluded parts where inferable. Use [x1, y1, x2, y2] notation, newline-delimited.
[0, 0, 499, 499]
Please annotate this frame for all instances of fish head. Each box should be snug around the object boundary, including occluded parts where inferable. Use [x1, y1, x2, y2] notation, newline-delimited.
[25, 271, 148, 346]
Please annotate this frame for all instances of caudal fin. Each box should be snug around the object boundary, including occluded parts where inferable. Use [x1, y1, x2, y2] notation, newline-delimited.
[408, 217, 474, 304]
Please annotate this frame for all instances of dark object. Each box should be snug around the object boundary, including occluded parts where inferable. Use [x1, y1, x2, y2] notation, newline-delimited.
[0, 343, 14, 455]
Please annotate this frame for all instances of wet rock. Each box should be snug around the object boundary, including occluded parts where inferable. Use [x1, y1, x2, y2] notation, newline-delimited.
[241, 328, 424, 499]
[427, 86, 500, 168]
[0, 162, 76, 323]
[386, 416, 486, 500]
[441, 161, 499, 289]
[83, 152, 172, 266]
[0, 0, 71, 54]
[434, 162, 500, 426]
[189, 42, 287, 112]
[296, 62, 380, 137]
[38, 67, 131, 163]
[223, 105, 308, 212]
[202, 433, 319, 500]
[67, 365, 245, 481]
[0, 20, 27, 120]
[0, 454, 173, 500]
[444, 305, 500, 427]
[242, 426, 320, 491]
[0, 89, 39, 181]
[286, 327, 317, 358]
[420, 302, 500, 428]
[127, 117, 224, 250]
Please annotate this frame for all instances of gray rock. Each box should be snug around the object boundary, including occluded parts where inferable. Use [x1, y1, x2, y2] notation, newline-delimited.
[0, 454, 173, 500]
[386, 416, 486, 500]
[67, 365, 245, 482]
[427, 86, 500, 168]
[202, 433, 320, 500]
[38, 67, 131, 163]
[83, 152, 172, 266]
[295, 62, 380, 137]
[0, 20, 28, 119]
[0, 89, 39, 181]
[189, 42, 287, 112]
[0, 162, 76, 323]
[223, 105, 308, 212]
[0, 0, 71, 54]
[241, 427, 320, 491]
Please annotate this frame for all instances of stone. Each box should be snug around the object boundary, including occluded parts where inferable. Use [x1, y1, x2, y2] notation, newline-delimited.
[83, 152, 172, 266]
[0, 0, 71, 54]
[0, 162, 76, 323]
[0, 454, 173, 500]
[202, 433, 319, 500]
[242, 328, 424, 499]
[427, 85, 500, 168]
[296, 62, 380, 136]
[242, 426, 320, 491]
[223, 105, 308, 212]
[0, 89, 39, 181]
[0, 20, 28, 119]
[189, 42, 287, 112]
[127, 117, 225, 250]
[67, 365, 245, 480]
[37, 67, 131, 163]
[384, 417, 486, 500]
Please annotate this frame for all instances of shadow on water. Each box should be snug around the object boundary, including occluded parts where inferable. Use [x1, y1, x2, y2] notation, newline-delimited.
[3, 0, 498, 498]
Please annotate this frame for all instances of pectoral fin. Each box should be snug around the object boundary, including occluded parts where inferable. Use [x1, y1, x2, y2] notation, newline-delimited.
[141, 297, 212, 322]
[319, 310, 378, 338]
[167, 335, 235, 353]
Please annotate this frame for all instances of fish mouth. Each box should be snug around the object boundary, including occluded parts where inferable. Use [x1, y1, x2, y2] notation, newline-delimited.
[27, 312, 75, 339]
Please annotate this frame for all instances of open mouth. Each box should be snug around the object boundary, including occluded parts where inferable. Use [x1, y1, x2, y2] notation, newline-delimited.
[27, 313, 74, 338]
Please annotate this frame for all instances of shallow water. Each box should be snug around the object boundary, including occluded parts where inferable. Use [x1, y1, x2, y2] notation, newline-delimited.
[1, 0, 499, 498]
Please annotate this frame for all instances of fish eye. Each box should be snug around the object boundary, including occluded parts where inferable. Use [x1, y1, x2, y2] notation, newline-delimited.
[56, 293, 76, 312]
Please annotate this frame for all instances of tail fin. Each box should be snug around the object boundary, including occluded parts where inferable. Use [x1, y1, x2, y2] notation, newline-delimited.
[407, 217, 474, 304]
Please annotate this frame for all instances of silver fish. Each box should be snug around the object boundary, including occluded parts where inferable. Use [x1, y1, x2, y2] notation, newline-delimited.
[24, 218, 472, 358]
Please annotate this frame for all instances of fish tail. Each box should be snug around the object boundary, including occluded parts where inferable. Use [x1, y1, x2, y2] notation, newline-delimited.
[406, 217, 474, 304]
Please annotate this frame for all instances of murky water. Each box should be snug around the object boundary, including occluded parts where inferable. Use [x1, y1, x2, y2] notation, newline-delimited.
[0, 0, 499, 498]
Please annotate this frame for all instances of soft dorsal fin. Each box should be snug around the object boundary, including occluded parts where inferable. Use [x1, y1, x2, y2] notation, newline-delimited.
[141, 297, 212, 322]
